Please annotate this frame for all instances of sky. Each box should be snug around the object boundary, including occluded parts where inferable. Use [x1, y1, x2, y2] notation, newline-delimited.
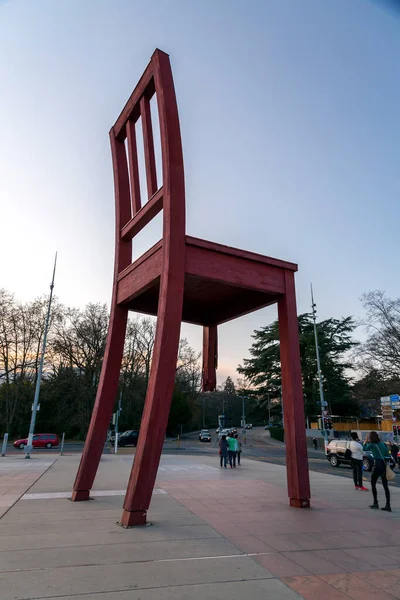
[1, 0, 399, 382]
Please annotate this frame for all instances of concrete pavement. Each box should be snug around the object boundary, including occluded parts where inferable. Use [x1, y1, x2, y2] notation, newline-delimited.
[1, 452, 400, 598]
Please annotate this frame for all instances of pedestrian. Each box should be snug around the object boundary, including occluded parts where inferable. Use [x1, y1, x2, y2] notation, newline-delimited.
[218, 435, 228, 468]
[390, 441, 399, 467]
[235, 434, 242, 465]
[349, 432, 368, 491]
[227, 434, 238, 468]
[363, 431, 392, 512]
[312, 437, 318, 450]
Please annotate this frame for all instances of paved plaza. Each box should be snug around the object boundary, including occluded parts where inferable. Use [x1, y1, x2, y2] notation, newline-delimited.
[1, 451, 400, 598]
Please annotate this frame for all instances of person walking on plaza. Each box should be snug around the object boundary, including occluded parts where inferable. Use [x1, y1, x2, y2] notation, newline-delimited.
[312, 437, 318, 450]
[235, 434, 242, 465]
[227, 433, 238, 468]
[350, 432, 368, 491]
[218, 435, 228, 468]
[363, 431, 392, 512]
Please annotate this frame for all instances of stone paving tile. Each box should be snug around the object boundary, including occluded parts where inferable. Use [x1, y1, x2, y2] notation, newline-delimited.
[39, 579, 303, 600]
[314, 549, 377, 572]
[283, 551, 345, 575]
[355, 570, 400, 599]
[227, 535, 276, 554]
[253, 552, 311, 577]
[343, 546, 400, 569]
[321, 572, 398, 599]
[0, 556, 272, 600]
[282, 575, 350, 599]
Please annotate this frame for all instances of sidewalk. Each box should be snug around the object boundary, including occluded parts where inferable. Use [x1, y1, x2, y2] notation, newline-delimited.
[1, 452, 400, 599]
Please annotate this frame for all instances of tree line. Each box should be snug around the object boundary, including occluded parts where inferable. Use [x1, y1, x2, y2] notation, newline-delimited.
[236, 290, 400, 424]
[0, 290, 201, 438]
[1, 287, 399, 438]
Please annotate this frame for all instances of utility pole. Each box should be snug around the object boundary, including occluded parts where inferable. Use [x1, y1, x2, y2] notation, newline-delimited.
[239, 395, 246, 428]
[267, 392, 271, 425]
[25, 253, 57, 458]
[202, 395, 205, 428]
[311, 284, 328, 450]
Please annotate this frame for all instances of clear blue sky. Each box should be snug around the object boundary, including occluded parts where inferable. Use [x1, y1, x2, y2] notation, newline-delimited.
[1, 0, 399, 381]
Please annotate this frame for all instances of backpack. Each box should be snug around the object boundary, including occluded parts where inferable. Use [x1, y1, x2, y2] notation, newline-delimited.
[344, 447, 352, 460]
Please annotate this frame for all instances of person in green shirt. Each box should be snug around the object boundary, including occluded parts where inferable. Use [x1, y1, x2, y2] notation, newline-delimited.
[227, 434, 238, 468]
[363, 431, 391, 512]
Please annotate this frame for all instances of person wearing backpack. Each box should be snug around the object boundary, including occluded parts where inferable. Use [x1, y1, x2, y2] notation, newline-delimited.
[363, 431, 392, 512]
[349, 432, 367, 491]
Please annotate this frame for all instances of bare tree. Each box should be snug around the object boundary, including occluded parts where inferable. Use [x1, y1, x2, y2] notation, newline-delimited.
[360, 291, 400, 379]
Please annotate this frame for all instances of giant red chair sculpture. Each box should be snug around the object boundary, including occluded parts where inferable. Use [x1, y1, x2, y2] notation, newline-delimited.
[72, 49, 311, 526]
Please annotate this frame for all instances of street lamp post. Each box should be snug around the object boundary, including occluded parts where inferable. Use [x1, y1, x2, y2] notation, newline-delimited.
[25, 253, 57, 459]
[114, 391, 122, 454]
[311, 284, 328, 450]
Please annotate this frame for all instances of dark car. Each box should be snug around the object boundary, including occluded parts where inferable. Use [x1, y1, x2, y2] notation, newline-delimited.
[13, 433, 59, 450]
[118, 430, 139, 447]
[326, 440, 373, 471]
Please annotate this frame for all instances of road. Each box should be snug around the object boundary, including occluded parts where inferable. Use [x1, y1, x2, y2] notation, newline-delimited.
[172, 428, 400, 489]
[6, 429, 400, 489]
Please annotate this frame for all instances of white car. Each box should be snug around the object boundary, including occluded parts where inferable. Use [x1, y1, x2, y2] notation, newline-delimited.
[218, 428, 230, 439]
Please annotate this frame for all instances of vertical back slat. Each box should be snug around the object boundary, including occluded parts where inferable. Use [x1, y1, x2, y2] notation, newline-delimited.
[126, 120, 142, 215]
[111, 134, 132, 231]
[140, 95, 158, 198]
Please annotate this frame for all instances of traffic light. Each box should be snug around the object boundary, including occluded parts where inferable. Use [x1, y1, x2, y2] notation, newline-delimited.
[393, 425, 398, 436]
[323, 417, 333, 430]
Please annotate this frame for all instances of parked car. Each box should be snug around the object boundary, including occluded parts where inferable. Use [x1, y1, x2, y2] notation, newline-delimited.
[14, 433, 59, 450]
[199, 430, 211, 442]
[325, 440, 373, 471]
[118, 430, 139, 447]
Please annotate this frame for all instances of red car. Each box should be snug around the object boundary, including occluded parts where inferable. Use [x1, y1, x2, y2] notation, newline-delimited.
[14, 433, 59, 450]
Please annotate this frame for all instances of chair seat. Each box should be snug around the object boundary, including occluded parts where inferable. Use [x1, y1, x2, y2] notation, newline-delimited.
[117, 235, 297, 326]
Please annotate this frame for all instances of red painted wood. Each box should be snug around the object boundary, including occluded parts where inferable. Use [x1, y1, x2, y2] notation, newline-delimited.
[278, 271, 311, 507]
[117, 252, 162, 305]
[202, 325, 218, 392]
[185, 244, 286, 294]
[140, 95, 158, 199]
[120, 187, 163, 241]
[126, 120, 141, 214]
[186, 236, 298, 272]
[72, 49, 311, 520]
[113, 59, 155, 139]
[120, 49, 186, 527]
[118, 240, 162, 279]
[72, 134, 132, 499]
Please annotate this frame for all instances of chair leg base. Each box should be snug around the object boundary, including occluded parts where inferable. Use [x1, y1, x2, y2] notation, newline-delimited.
[71, 489, 90, 502]
[119, 509, 148, 528]
[290, 498, 310, 509]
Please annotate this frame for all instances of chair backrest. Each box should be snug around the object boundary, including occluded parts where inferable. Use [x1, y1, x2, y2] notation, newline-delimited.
[109, 49, 186, 278]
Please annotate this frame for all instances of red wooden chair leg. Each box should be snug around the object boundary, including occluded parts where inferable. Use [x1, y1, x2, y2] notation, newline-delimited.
[278, 271, 311, 508]
[202, 325, 218, 392]
[71, 304, 128, 501]
[119, 295, 184, 527]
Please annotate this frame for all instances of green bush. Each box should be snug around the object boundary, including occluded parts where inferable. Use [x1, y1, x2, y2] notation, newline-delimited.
[269, 427, 285, 442]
